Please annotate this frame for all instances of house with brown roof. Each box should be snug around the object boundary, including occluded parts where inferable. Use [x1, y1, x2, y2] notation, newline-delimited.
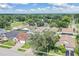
[5, 29, 30, 43]
[16, 32, 29, 43]
[57, 28, 76, 56]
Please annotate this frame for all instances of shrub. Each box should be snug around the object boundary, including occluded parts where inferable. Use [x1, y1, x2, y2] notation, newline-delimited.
[75, 47, 79, 55]
[59, 45, 66, 53]
[18, 48, 26, 52]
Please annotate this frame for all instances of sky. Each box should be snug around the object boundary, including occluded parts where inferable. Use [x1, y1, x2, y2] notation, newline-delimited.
[0, 3, 79, 14]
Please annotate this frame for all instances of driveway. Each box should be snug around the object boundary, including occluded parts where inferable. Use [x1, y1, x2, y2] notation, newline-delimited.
[11, 42, 24, 50]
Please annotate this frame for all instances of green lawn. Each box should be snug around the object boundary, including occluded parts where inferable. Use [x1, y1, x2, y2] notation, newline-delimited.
[11, 21, 23, 28]
[18, 43, 31, 52]
[3, 40, 16, 46]
[21, 43, 30, 49]
[48, 50, 64, 56]
[0, 44, 12, 49]
[18, 48, 26, 52]
[0, 40, 16, 49]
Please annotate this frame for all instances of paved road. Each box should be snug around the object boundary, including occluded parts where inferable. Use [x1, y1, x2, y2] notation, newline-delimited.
[25, 48, 35, 56]
[0, 42, 25, 56]
[0, 42, 35, 56]
[0, 48, 25, 56]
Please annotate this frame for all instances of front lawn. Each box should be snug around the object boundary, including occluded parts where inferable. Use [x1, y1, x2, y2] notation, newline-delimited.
[0, 40, 16, 49]
[3, 40, 16, 46]
[18, 43, 31, 52]
[48, 50, 64, 56]
[21, 43, 30, 49]
[0, 44, 12, 49]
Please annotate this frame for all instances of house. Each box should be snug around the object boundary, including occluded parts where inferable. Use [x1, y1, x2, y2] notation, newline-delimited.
[0, 28, 6, 34]
[57, 28, 76, 56]
[16, 32, 29, 43]
[5, 30, 29, 43]
[13, 28, 33, 34]
[0, 28, 7, 42]
[5, 31, 19, 40]
[0, 27, 31, 43]
[35, 27, 50, 32]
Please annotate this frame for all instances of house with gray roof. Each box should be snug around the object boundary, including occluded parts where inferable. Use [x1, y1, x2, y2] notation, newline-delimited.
[5, 29, 31, 43]
[0, 28, 7, 42]
[0, 28, 6, 34]
[5, 31, 19, 40]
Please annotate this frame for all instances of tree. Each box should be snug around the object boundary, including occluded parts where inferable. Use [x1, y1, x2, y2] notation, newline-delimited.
[57, 16, 71, 28]
[29, 31, 60, 55]
[75, 34, 79, 55]
[27, 19, 35, 26]
[36, 20, 44, 27]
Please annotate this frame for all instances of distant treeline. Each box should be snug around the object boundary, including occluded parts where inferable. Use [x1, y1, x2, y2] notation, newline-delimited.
[0, 14, 79, 29]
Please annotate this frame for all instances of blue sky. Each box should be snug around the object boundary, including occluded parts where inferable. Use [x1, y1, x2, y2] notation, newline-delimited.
[0, 3, 79, 14]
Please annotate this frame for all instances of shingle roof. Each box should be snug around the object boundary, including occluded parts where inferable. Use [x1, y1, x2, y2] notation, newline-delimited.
[5, 31, 19, 39]
[16, 32, 28, 41]
[62, 28, 73, 32]
[59, 35, 75, 48]
[0, 28, 6, 34]
[35, 27, 50, 32]
[58, 28, 76, 48]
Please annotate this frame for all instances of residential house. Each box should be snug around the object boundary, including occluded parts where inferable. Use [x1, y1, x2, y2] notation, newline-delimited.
[5, 31, 19, 41]
[15, 28, 33, 34]
[0, 28, 7, 42]
[35, 27, 50, 32]
[16, 32, 29, 43]
[57, 28, 76, 56]
[5, 29, 30, 43]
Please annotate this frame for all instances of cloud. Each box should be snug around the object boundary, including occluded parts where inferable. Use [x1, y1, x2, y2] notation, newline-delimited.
[0, 3, 12, 9]
[49, 3, 65, 6]
[15, 9, 27, 12]
[18, 3, 29, 5]
[0, 3, 79, 14]
[30, 9, 36, 11]
[48, 3, 79, 12]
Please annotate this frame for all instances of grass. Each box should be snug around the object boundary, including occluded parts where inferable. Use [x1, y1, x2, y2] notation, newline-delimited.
[0, 44, 12, 49]
[0, 40, 16, 49]
[11, 21, 23, 28]
[21, 43, 30, 49]
[18, 48, 26, 52]
[18, 43, 31, 52]
[48, 50, 64, 56]
[3, 40, 16, 46]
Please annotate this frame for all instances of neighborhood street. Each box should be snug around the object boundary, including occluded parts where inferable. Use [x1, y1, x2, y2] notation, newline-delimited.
[0, 48, 24, 56]
[0, 42, 35, 56]
[0, 42, 25, 56]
